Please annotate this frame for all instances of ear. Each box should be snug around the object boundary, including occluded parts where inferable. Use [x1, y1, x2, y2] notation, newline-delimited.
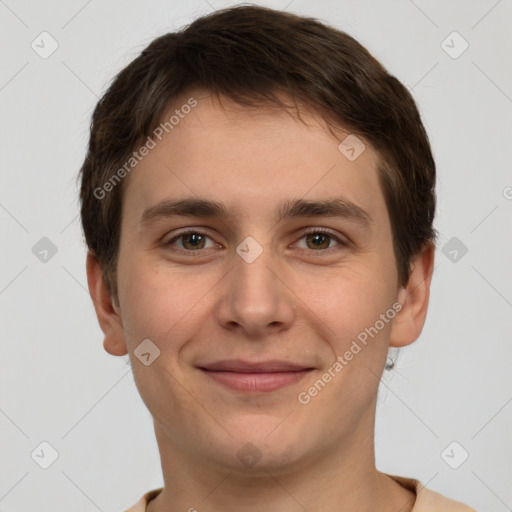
[389, 243, 435, 348]
[86, 250, 128, 356]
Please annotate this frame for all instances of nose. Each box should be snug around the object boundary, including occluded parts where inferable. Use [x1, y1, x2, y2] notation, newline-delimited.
[214, 243, 295, 338]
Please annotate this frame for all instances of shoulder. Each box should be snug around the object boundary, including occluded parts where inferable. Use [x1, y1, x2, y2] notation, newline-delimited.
[387, 474, 477, 512]
[124, 488, 163, 512]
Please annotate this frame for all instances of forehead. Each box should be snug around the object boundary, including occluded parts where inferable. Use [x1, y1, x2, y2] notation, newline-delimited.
[121, 91, 387, 230]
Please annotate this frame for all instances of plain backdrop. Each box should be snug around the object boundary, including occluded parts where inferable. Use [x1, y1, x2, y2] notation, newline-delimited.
[1, 0, 511, 511]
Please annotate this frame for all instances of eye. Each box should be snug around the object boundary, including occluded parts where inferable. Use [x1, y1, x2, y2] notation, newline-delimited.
[294, 228, 348, 252]
[164, 228, 349, 255]
[166, 231, 217, 251]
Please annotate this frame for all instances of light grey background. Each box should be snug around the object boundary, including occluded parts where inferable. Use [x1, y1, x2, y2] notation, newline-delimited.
[1, 0, 511, 510]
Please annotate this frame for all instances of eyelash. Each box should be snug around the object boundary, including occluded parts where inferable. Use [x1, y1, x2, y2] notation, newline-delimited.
[165, 228, 350, 255]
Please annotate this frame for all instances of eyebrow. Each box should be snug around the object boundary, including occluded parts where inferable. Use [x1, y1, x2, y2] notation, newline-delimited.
[140, 197, 372, 227]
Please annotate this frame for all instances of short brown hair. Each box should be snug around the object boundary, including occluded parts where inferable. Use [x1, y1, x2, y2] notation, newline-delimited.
[78, 4, 437, 304]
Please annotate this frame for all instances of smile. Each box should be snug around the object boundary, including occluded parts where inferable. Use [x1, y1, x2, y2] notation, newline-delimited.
[199, 368, 313, 392]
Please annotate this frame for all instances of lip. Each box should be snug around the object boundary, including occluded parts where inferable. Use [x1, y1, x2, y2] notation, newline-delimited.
[200, 359, 313, 373]
[198, 360, 314, 393]
[200, 369, 313, 392]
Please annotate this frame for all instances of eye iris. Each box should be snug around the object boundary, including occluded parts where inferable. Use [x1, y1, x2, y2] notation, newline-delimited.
[306, 233, 330, 249]
[182, 233, 205, 250]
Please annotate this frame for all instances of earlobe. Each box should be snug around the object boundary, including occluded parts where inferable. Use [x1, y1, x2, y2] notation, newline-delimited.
[389, 243, 435, 348]
[85, 250, 128, 356]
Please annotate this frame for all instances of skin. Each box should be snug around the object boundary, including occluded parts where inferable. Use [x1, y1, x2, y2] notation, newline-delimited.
[87, 89, 434, 512]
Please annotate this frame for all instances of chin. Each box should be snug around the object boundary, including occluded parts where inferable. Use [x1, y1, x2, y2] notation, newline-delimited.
[204, 420, 309, 472]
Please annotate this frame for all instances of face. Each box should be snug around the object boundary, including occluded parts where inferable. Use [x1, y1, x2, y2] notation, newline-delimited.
[105, 90, 410, 473]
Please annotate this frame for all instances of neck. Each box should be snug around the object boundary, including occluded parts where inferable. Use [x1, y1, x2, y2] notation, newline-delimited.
[146, 404, 415, 512]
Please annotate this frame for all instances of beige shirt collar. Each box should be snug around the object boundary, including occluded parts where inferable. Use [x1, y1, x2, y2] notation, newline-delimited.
[124, 474, 476, 511]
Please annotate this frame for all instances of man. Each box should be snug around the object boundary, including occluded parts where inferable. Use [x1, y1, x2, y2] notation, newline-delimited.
[79, 5, 475, 511]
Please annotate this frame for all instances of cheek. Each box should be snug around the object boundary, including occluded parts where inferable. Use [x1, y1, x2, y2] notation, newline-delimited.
[117, 257, 216, 348]
[299, 269, 395, 416]
[299, 263, 395, 359]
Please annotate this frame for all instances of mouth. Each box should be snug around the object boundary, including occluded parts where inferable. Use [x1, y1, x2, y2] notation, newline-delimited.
[198, 360, 314, 393]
